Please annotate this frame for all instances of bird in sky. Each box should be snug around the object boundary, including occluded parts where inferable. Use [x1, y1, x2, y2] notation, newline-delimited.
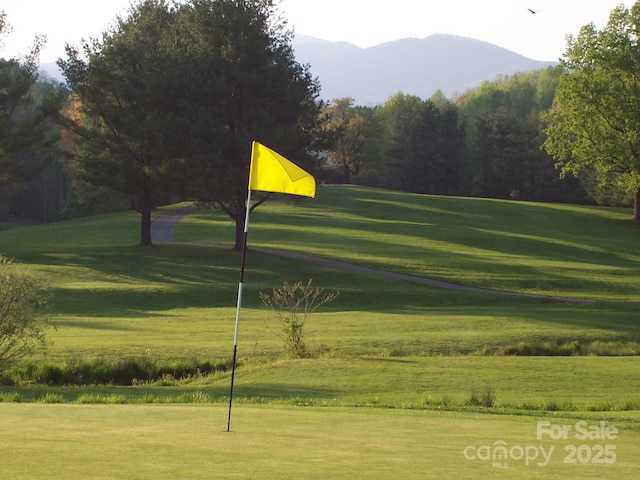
[528, 8, 540, 14]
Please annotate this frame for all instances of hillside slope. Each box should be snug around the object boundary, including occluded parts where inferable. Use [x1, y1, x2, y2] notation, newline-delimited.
[175, 186, 639, 301]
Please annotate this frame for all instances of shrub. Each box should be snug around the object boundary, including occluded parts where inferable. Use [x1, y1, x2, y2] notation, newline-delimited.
[488, 338, 640, 356]
[175, 391, 210, 403]
[0, 256, 53, 373]
[34, 363, 70, 385]
[468, 387, 495, 407]
[259, 279, 339, 358]
[157, 358, 232, 380]
[75, 393, 108, 404]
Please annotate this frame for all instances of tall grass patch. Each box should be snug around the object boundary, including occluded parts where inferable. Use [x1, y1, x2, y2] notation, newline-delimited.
[4, 357, 232, 386]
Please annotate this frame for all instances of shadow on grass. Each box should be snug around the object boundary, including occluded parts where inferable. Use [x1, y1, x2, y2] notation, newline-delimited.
[47, 241, 558, 318]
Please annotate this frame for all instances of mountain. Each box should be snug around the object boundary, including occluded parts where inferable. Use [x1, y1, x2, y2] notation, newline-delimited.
[292, 34, 557, 105]
[39, 63, 65, 83]
[39, 33, 558, 106]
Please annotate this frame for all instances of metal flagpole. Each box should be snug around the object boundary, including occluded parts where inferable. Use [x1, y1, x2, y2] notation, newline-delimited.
[227, 187, 252, 432]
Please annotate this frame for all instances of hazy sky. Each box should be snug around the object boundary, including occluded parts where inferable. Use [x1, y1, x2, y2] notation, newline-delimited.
[1, 0, 632, 63]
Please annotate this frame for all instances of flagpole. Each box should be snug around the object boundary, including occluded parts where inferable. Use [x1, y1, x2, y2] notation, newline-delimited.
[227, 187, 252, 432]
[226, 140, 315, 432]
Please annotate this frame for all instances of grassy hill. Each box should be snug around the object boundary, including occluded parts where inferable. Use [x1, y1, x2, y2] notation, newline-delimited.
[2, 186, 640, 479]
[0, 186, 638, 405]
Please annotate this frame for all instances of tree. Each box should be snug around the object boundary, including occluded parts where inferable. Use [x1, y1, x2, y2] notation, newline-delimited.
[543, 3, 640, 221]
[58, 1, 188, 246]
[455, 70, 586, 202]
[59, 0, 322, 248]
[322, 98, 372, 183]
[535, 66, 564, 110]
[0, 256, 52, 372]
[423, 93, 463, 195]
[378, 93, 424, 191]
[180, 0, 322, 250]
[0, 11, 64, 191]
[378, 92, 462, 194]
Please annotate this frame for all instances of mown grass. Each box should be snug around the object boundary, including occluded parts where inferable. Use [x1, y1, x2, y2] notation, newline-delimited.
[5, 356, 638, 413]
[0, 187, 638, 407]
[2, 404, 640, 479]
[178, 186, 640, 301]
[1, 187, 640, 478]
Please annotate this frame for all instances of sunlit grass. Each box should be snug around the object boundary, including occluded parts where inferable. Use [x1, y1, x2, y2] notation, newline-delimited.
[1, 186, 640, 479]
[2, 404, 638, 479]
[176, 186, 640, 300]
[0, 185, 639, 413]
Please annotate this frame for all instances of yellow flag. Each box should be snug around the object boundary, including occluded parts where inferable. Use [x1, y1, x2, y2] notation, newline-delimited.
[248, 141, 316, 198]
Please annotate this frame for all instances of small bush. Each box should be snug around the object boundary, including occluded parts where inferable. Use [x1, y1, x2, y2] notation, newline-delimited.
[110, 357, 152, 385]
[175, 391, 211, 403]
[72, 358, 112, 384]
[498, 339, 584, 356]
[157, 358, 232, 380]
[34, 363, 71, 385]
[485, 338, 640, 357]
[260, 279, 339, 358]
[419, 395, 452, 409]
[468, 387, 495, 407]
[538, 400, 563, 411]
[585, 340, 640, 356]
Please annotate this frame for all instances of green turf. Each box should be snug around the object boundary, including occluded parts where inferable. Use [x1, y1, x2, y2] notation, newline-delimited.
[0, 187, 637, 375]
[1, 404, 639, 479]
[1, 186, 640, 478]
[6, 355, 639, 412]
[177, 186, 640, 301]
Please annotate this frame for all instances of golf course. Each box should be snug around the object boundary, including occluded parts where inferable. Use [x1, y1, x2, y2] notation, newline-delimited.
[1, 185, 639, 479]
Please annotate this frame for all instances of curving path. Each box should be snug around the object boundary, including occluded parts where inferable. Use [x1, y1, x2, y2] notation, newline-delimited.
[151, 205, 591, 305]
[151, 205, 198, 244]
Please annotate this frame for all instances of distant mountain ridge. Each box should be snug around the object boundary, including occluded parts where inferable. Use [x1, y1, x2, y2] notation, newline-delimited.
[292, 34, 557, 105]
[40, 33, 557, 106]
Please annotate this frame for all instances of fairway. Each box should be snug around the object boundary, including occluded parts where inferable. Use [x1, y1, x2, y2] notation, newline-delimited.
[1, 186, 640, 478]
[2, 404, 640, 479]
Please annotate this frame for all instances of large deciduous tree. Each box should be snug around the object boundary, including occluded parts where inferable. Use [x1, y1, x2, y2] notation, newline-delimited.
[544, 3, 640, 221]
[59, 0, 321, 248]
[180, 0, 322, 250]
[322, 98, 372, 184]
[58, 1, 188, 246]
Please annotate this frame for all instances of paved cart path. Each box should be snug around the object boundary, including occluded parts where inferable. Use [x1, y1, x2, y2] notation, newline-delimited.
[151, 205, 591, 304]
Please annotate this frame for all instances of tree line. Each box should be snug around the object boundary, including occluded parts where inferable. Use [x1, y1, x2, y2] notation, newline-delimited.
[322, 67, 622, 207]
[2, 0, 640, 247]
